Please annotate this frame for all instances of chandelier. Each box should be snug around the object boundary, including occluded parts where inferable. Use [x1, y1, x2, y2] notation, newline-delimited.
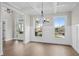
[40, 2, 45, 25]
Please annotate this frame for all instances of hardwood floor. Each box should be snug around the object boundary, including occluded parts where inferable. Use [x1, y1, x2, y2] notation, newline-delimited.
[3, 40, 79, 56]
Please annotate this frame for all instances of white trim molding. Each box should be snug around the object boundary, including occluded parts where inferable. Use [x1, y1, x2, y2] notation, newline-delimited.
[0, 51, 3, 56]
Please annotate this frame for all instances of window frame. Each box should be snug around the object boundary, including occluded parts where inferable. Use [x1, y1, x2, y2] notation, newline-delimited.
[53, 16, 67, 39]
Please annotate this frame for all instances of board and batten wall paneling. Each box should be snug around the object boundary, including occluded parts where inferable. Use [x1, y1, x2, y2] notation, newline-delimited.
[0, 2, 3, 55]
[71, 4, 79, 53]
[1, 6, 13, 41]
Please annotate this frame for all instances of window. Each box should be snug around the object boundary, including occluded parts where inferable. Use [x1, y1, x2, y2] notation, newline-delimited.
[44, 16, 50, 23]
[17, 19, 24, 34]
[35, 17, 42, 37]
[54, 16, 65, 39]
[18, 23, 24, 34]
[35, 16, 51, 37]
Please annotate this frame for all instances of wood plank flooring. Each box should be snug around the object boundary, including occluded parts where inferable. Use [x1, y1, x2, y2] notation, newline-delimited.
[3, 40, 79, 56]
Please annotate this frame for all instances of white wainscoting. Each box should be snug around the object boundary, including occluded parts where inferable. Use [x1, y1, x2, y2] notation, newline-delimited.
[72, 25, 79, 53]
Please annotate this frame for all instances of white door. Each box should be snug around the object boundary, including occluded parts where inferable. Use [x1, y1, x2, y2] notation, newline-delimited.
[31, 16, 71, 45]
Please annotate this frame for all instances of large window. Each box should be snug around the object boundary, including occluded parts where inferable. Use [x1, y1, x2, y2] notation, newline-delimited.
[54, 16, 65, 39]
[35, 17, 42, 37]
[35, 16, 51, 37]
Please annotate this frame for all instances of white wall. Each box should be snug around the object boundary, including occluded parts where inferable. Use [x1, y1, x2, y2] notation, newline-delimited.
[24, 15, 30, 43]
[1, 2, 30, 43]
[0, 2, 3, 55]
[72, 25, 79, 53]
[0, 2, 30, 55]
[1, 3, 27, 42]
[1, 5, 13, 41]
[71, 4, 79, 53]
[72, 5, 79, 25]
[30, 12, 72, 45]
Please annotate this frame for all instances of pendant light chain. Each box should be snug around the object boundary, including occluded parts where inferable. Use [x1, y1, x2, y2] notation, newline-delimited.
[40, 0, 45, 24]
[41, 1, 44, 16]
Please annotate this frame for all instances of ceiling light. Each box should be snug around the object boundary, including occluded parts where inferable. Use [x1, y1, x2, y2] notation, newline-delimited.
[40, 2, 45, 25]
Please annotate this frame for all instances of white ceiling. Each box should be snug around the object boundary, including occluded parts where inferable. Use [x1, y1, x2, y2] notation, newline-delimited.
[7, 2, 79, 15]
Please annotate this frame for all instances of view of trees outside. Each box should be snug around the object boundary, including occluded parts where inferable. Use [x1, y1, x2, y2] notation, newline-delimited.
[54, 17, 65, 38]
[35, 16, 50, 37]
[35, 16, 65, 38]
[35, 18, 42, 36]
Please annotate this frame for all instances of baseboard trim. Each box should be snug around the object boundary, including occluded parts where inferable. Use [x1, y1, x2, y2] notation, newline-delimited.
[30, 41, 71, 46]
[4, 39, 13, 42]
[23, 40, 30, 44]
[72, 45, 79, 54]
[0, 52, 3, 56]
